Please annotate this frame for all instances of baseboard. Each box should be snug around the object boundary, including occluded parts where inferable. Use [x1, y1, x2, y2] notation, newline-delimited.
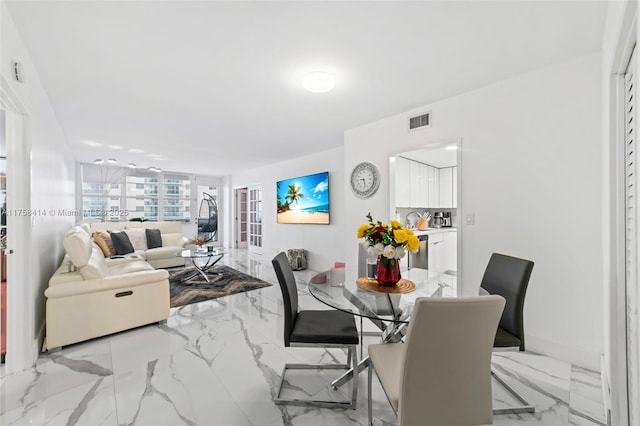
[527, 334, 601, 371]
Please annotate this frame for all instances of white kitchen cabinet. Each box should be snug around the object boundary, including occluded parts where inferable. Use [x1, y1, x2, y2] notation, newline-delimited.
[427, 232, 446, 273]
[428, 230, 457, 273]
[452, 166, 458, 208]
[396, 158, 450, 209]
[395, 157, 411, 207]
[409, 160, 420, 208]
[418, 163, 429, 207]
[445, 230, 457, 273]
[439, 167, 454, 208]
[429, 165, 439, 208]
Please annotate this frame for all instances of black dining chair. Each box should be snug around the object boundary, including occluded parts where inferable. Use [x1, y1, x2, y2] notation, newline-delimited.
[480, 252, 535, 414]
[271, 252, 359, 409]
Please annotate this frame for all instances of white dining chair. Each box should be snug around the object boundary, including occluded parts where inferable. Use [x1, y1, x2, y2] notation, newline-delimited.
[368, 295, 505, 426]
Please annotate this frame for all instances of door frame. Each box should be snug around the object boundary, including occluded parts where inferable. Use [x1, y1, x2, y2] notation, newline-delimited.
[0, 74, 33, 375]
[388, 137, 463, 293]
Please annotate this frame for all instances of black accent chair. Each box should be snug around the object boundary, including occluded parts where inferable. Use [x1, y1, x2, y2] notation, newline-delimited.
[480, 253, 535, 415]
[271, 252, 359, 409]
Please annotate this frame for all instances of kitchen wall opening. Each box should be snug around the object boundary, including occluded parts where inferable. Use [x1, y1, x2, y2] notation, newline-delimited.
[389, 140, 460, 276]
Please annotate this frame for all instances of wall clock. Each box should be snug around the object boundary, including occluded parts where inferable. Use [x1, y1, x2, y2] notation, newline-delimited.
[350, 162, 381, 198]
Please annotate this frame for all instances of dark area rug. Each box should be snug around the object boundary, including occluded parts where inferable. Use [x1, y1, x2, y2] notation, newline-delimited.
[169, 265, 272, 308]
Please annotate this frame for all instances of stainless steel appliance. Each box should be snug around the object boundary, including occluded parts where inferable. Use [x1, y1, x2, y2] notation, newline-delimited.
[431, 212, 443, 228]
[442, 212, 452, 227]
[408, 234, 428, 269]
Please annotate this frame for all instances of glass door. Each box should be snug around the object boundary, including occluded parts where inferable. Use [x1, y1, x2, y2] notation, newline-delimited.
[248, 186, 262, 254]
[235, 188, 247, 249]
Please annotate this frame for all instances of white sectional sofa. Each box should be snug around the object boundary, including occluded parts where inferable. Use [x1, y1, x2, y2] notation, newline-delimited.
[45, 225, 170, 350]
[90, 221, 188, 268]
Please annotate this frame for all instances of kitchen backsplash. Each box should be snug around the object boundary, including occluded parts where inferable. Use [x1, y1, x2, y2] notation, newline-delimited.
[395, 207, 457, 228]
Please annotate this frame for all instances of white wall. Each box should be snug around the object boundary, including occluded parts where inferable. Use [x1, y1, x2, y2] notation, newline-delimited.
[344, 53, 603, 369]
[229, 146, 345, 272]
[1, 3, 76, 372]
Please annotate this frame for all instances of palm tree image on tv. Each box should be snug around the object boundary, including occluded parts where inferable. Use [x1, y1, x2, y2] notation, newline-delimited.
[276, 172, 329, 224]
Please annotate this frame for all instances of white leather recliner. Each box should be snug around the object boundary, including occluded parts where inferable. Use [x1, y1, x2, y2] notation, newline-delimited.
[44, 225, 170, 350]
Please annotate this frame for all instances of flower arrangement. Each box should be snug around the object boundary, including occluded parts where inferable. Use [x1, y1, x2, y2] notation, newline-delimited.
[357, 212, 420, 269]
[188, 237, 207, 246]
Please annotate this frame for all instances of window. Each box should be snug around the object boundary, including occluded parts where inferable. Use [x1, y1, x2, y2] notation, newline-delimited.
[80, 165, 124, 221]
[125, 173, 159, 221]
[79, 164, 195, 222]
[163, 175, 191, 221]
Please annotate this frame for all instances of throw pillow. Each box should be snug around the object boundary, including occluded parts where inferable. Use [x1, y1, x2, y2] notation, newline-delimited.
[110, 231, 135, 255]
[124, 228, 148, 251]
[92, 231, 115, 257]
[145, 228, 163, 249]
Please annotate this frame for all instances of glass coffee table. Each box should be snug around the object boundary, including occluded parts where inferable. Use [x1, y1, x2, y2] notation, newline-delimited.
[175, 248, 226, 283]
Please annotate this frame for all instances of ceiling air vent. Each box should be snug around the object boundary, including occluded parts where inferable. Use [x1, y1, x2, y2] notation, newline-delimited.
[408, 112, 431, 131]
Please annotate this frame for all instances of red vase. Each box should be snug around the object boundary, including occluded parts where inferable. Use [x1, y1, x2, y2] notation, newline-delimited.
[376, 255, 401, 286]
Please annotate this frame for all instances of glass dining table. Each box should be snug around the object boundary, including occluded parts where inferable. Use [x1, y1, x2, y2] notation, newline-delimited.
[307, 266, 458, 388]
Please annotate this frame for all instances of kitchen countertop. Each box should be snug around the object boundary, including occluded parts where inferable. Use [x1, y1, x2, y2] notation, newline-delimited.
[411, 227, 457, 237]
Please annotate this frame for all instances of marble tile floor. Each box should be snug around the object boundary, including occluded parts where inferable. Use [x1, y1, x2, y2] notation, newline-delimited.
[0, 249, 606, 425]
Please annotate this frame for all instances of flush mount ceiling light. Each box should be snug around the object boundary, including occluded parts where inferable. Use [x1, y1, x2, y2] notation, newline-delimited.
[148, 166, 162, 173]
[94, 159, 104, 165]
[127, 163, 137, 169]
[303, 72, 335, 93]
[106, 158, 117, 164]
[445, 145, 458, 151]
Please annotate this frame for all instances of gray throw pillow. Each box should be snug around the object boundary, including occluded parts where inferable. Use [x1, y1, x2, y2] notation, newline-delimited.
[110, 231, 135, 255]
[145, 228, 163, 249]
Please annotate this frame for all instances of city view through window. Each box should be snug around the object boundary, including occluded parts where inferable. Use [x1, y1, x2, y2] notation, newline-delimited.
[80, 164, 192, 222]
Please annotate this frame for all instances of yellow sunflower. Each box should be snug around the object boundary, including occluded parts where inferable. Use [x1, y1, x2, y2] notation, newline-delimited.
[357, 223, 372, 238]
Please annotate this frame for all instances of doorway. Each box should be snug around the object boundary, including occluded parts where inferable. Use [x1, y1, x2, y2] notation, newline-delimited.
[235, 188, 247, 249]
[0, 79, 33, 375]
[248, 186, 263, 254]
[390, 139, 461, 281]
[0, 110, 6, 364]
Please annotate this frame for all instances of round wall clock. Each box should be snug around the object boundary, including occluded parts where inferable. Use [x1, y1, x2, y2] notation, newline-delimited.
[350, 162, 381, 198]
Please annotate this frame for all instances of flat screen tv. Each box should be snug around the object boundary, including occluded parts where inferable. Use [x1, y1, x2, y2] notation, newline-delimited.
[277, 171, 330, 224]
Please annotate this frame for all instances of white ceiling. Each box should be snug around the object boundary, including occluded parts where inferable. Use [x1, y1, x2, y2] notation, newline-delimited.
[5, 1, 608, 176]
